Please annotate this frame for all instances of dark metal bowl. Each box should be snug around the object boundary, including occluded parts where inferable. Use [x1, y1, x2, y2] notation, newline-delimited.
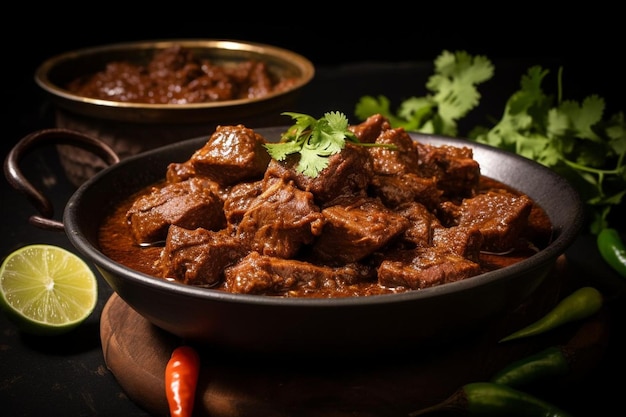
[34, 39, 315, 186]
[6, 127, 584, 356]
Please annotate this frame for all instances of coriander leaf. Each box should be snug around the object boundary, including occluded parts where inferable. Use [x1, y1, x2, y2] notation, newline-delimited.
[314, 111, 354, 152]
[354, 95, 412, 128]
[516, 133, 552, 164]
[559, 96, 604, 142]
[510, 66, 551, 114]
[428, 51, 494, 132]
[605, 112, 626, 156]
[264, 111, 374, 178]
[546, 107, 571, 143]
[354, 50, 493, 136]
[265, 140, 302, 161]
[432, 51, 494, 85]
[397, 97, 437, 131]
[298, 146, 332, 177]
[470, 64, 626, 234]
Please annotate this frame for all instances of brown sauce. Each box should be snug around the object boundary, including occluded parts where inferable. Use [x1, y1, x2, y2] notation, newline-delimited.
[98, 176, 552, 298]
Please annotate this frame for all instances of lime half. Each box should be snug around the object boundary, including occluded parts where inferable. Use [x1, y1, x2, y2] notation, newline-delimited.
[0, 244, 98, 335]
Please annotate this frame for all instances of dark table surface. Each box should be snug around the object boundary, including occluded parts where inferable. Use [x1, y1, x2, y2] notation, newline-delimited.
[2, 45, 626, 417]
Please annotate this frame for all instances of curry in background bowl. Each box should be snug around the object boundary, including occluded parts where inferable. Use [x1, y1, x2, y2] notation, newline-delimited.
[35, 39, 315, 185]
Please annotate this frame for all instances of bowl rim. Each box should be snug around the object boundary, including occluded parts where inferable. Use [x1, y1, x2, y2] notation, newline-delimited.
[35, 38, 316, 111]
[65, 128, 585, 308]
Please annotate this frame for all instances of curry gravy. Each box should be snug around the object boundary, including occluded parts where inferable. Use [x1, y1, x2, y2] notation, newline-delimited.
[98, 176, 552, 298]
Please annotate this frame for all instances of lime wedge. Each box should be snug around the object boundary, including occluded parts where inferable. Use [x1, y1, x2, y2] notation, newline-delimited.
[0, 244, 98, 335]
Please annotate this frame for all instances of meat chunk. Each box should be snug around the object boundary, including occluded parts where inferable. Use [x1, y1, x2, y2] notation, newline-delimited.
[370, 172, 442, 210]
[439, 190, 533, 252]
[416, 142, 480, 197]
[525, 203, 554, 248]
[311, 197, 410, 264]
[349, 113, 392, 144]
[264, 142, 373, 205]
[368, 126, 421, 175]
[432, 226, 484, 262]
[222, 180, 264, 231]
[395, 202, 441, 248]
[188, 124, 271, 185]
[160, 226, 248, 286]
[378, 247, 481, 289]
[165, 160, 197, 183]
[223, 251, 375, 296]
[236, 179, 324, 259]
[126, 177, 226, 244]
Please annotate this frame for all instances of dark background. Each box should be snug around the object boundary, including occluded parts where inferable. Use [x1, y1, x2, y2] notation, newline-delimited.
[7, 17, 625, 149]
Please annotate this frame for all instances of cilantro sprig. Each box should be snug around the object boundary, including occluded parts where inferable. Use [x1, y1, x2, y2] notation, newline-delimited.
[265, 111, 393, 178]
[355, 50, 494, 137]
[354, 51, 626, 235]
[468, 66, 626, 233]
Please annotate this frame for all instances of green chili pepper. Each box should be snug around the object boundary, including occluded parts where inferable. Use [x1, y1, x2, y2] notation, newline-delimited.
[490, 311, 607, 388]
[408, 382, 573, 417]
[499, 286, 603, 343]
[490, 346, 569, 387]
[597, 228, 626, 278]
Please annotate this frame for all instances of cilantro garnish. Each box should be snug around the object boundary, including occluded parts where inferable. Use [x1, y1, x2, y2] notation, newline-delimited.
[265, 111, 393, 178]
[355, 51, 625, 234]
[468, 66, 626, 233]
[354, 50, 494, 137]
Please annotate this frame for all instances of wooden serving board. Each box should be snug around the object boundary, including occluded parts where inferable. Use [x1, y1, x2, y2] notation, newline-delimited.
[100, 256, 609, 417]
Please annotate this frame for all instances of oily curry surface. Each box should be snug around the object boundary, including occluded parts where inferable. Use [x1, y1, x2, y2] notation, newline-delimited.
[99, 178, 551, 298]
[98, 116, 553, 298]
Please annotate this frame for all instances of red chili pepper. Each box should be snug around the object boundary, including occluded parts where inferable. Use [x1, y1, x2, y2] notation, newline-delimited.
[165, 345, 200, 417]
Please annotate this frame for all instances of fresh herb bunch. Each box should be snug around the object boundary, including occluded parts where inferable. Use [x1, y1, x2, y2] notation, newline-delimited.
[355, 51, 626, 235]
[354, 50, 494, 137]
[265, 111, 393, 178]
[468, 66, 626, 233]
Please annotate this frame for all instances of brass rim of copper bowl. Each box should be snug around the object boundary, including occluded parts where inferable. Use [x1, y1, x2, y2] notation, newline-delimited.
[34, 39, 316, 123]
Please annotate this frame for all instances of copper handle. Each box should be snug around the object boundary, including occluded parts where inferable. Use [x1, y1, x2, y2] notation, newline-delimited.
[3, 128, 120, 231]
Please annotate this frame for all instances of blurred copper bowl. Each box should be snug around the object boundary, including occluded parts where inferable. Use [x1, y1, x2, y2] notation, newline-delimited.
[35, 39, 315, 185]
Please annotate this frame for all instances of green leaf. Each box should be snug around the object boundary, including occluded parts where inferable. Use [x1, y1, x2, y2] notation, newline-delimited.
[559, 96, 604, 142]
[354, 50, 626, 235]
[427, 51, 494, 136]
[265, 140, 303, 161]
[604, 112, 626, 156]
[471, 64, 626, 234]
[355, 50, 494, 136]
[264, 111, 391, 179]
[354, 95, 408, 128]
[397, 97, 436, 131]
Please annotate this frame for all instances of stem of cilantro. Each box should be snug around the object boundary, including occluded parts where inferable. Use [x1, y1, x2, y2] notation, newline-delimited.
[557, 67, 563, 104]
[563, 159, 623, 177]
